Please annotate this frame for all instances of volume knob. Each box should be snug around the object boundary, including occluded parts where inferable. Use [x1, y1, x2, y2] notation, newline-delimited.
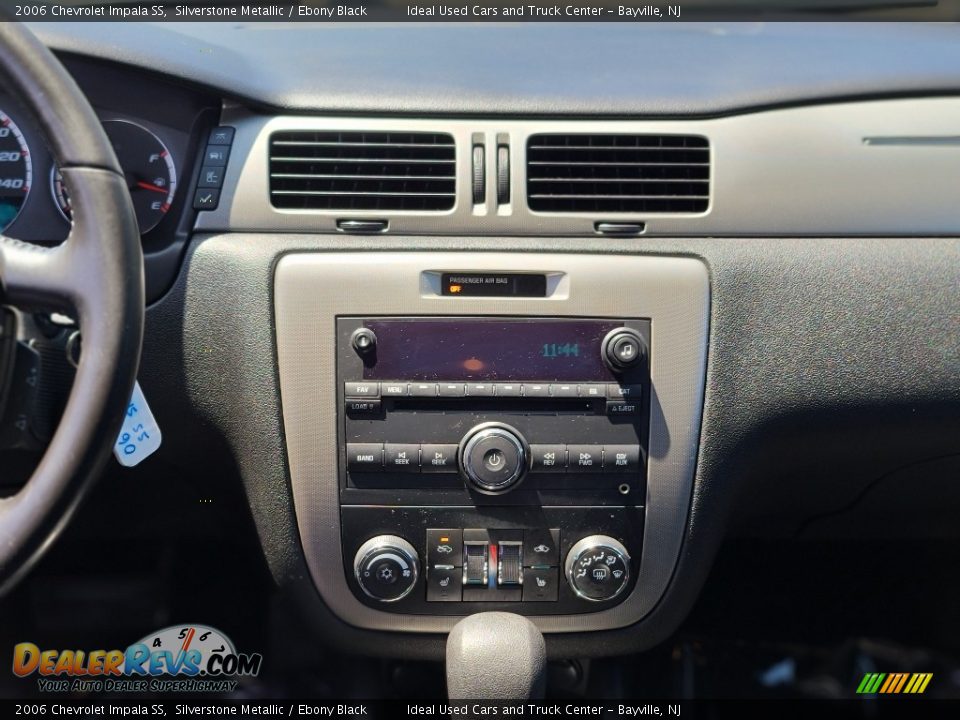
[458, 422, 528, 494]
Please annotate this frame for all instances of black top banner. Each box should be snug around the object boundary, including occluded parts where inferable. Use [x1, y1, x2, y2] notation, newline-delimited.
[2, 0, 960, 22]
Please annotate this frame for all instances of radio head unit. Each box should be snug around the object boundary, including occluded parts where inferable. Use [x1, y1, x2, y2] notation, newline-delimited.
[336, 315, 650, 614]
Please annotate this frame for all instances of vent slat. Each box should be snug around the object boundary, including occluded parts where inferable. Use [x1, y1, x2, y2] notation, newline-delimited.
[269, 130, 456, 212]
[527, 133, 710, 214]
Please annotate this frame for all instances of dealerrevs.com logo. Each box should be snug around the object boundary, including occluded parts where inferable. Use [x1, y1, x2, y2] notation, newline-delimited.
[13, 624, 262, 693]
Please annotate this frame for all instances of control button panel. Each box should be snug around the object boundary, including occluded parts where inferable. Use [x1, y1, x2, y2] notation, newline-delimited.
[344, 380, 641, 403]
[193, 127, 234, 211]
[425, 527, 561, 603]
[345, 441, 642, 475]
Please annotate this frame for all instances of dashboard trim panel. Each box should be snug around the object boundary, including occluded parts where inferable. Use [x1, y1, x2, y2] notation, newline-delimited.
[202, 99, 960, 237]
[273, 252, 709, 633]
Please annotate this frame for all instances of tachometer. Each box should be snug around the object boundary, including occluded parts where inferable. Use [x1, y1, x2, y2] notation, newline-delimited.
[52, 119, 176, 234]
[0, 109, 32, 232]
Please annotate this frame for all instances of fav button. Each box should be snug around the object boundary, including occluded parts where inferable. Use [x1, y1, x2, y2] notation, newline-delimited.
[384, 443, 420, 472]
[344, 381, 380, 398]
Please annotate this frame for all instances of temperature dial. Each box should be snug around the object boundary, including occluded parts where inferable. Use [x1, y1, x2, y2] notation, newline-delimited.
[353, 535, 419, 602]
[565, 535, 631, 602]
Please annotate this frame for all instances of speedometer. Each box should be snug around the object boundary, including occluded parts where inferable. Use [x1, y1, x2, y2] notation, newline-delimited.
[0, 109, 32, 232]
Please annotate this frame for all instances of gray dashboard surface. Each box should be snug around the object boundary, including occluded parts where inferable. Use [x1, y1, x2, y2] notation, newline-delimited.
[30, 22, 960, 115]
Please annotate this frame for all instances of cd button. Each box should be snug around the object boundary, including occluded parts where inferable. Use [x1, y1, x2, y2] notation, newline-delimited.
[568, 445, 604, 472]
[421, 444, 458, 473]
[384, 443, 420, 472]
[529, 444, 567, 473]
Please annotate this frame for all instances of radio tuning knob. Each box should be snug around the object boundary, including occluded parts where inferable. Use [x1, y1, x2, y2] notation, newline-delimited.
[601, 327, 647, 372]
[353, 535, 419, 602]
[351, 327, 377, 355]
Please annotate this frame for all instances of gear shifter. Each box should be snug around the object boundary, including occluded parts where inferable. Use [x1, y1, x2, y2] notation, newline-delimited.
[446, 612, 546, 700]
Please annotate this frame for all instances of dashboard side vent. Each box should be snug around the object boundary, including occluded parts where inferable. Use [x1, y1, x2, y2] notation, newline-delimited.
[269, 131, 456, 211]
[527, 134, 709, 213]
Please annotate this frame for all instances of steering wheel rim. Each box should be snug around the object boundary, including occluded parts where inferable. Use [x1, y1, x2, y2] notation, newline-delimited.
[0, 24, 143, 593]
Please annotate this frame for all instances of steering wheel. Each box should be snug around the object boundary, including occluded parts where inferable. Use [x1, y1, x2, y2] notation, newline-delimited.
[0, 24, 143, 594]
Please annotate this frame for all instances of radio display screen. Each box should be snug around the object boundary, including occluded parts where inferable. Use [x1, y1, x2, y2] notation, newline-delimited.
[362, 318, 622, 381]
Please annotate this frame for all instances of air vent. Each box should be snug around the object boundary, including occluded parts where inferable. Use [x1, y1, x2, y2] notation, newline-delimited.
[269, 131, 456, 211]
[527, 134, 709, 213]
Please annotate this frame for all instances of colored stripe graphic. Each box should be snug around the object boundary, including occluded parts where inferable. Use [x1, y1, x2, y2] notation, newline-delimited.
[858, 672, 932, 694]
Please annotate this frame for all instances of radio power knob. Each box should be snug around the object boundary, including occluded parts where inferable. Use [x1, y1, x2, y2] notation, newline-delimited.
[565, 535, 631, 602]
[458, 422, 528, 494]
[353, 535, 419, 602]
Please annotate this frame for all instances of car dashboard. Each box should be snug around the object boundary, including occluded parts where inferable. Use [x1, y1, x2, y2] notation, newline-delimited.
[1, 21, 958, 668]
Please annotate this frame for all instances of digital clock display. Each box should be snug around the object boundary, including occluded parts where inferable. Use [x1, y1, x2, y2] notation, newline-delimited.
[363, 318, 622, 381]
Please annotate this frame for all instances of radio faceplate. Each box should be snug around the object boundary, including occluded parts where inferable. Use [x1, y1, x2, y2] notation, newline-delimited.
[337, 316, 650, 614]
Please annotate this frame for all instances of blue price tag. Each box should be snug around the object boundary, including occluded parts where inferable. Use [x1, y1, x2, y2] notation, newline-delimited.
[113, 381, 162, 468]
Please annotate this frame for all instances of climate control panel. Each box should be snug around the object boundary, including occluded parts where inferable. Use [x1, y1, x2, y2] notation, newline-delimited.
[342, 506, 643, 615]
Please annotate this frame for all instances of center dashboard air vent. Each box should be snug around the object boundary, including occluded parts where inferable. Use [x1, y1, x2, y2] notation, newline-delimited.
[269, 131, 456, 212]
[527, 134, 710, 214]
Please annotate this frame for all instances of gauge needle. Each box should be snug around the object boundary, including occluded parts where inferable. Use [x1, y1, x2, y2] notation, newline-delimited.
[136, 181, 167, 195]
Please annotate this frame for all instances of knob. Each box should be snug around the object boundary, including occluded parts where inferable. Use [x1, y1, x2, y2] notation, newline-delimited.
[564, 535, 631, 602]
[353, 535, 419, 602]
[351, 327, 377, 355]
[601, 328, 646, 371]
[458, 422, 528, 494]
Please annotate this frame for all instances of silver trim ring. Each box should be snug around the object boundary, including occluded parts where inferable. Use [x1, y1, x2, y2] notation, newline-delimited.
[459, 423, 527, 493]
[353, 535, 420, 603]
[564, 535, 631, 603]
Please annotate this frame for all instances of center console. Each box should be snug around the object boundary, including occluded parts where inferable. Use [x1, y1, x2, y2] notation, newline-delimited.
[274, 252, 709, 633]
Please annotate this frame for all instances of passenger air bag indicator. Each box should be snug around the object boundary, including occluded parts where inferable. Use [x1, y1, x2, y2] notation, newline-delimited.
[442, 273, 547, 297]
